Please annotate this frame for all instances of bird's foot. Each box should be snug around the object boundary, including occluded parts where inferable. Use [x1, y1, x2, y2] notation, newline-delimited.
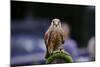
[60, 47, 63, 51]
[58, 46, 64, 51]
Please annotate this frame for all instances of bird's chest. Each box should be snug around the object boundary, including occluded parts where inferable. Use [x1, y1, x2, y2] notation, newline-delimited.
[50, 30, 61, 43]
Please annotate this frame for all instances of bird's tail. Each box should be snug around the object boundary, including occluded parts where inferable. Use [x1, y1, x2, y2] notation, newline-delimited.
[45, 51, 50, 59]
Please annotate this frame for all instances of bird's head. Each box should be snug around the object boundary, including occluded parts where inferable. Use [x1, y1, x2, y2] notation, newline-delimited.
[51, 18, 61, 27]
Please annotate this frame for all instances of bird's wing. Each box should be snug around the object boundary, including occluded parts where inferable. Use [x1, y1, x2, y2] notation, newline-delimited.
[60, 28, 65, 44]
[44, 30, 50, 46]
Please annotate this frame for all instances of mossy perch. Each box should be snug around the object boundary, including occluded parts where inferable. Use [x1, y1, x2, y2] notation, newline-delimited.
[46, 50, 73, 64]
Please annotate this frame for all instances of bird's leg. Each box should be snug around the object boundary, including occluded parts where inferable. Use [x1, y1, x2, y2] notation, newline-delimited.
[58, 46, 63, 51]
[50, 50, 53, 55]
[58, 45, 65, 53]
[48, 47, 53, 55]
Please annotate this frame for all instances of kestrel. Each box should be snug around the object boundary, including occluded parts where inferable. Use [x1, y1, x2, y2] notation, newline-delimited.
[44, 18, 65, 58]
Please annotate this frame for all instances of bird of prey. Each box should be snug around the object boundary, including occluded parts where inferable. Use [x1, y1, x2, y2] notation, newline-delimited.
[44, 18, 65, 59]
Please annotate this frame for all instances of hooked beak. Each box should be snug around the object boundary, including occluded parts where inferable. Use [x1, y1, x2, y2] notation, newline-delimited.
[55, 22, 58, 27]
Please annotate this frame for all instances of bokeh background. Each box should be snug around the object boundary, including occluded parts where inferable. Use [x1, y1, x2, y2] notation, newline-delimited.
[11, 1, 95, 66]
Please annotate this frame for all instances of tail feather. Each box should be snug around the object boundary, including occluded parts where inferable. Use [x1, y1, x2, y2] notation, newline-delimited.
[45, 51, 50, 59]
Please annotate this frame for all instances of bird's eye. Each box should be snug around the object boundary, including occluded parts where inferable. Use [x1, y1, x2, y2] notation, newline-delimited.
[58, 21, 60, 24]
[52, 21, 55, 23]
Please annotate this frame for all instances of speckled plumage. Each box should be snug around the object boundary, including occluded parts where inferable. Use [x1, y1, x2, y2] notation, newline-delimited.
[44, 19, 64, 58]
